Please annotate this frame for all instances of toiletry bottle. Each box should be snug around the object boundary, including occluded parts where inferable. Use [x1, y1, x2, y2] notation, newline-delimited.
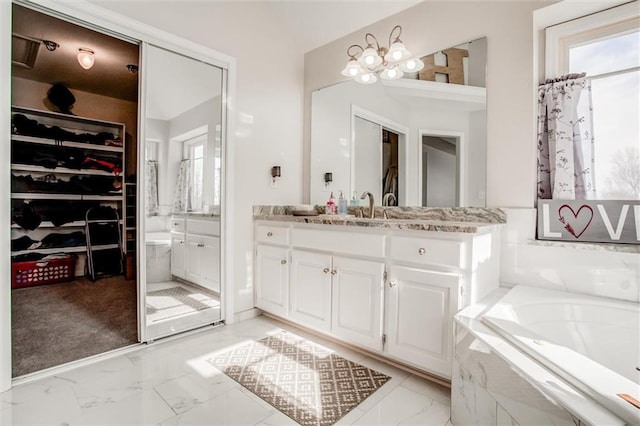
[350, 191, 359, 207]
[338, 190, 347, 215]
[326, 192, 336, 214]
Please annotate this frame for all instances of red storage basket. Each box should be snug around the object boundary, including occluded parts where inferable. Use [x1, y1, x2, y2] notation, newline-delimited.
[12, 255, 77, 289]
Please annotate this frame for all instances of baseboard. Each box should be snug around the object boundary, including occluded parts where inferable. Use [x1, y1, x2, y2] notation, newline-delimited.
[234, 308, 262, 323]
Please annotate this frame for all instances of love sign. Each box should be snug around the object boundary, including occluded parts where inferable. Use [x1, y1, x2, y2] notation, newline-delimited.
[537, 200, 640, 244]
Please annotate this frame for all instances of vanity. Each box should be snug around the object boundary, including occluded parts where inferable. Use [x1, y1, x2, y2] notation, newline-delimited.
[253, 206, 504, 380]
[170, 214, 221, 293]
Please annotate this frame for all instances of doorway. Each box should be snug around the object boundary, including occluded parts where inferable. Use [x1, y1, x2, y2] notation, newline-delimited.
[352, 107, 408, 206]
[419, 130, 464, 207]
[9, 4, 140, 376]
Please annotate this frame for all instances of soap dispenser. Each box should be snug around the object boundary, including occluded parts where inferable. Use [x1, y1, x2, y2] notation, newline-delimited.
[338, 190, 347, 215]
[350, 191, 359, 207]
[326, 192, 336, 214]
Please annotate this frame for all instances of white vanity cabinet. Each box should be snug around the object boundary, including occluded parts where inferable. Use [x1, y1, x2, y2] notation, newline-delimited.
[289, 250, 333, 332]
[289, 250, 385, 351]
[255, 245, 289, 318]
[171, 216, 220, 293]
[186, 234, 220, 292]
[253, 219, 500, 380]
[170, 231, 187, 279]
[386, 265, 460, 378]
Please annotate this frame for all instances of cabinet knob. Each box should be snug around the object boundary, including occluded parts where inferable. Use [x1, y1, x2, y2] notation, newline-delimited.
[330, 269, 337, 276]
[267, 232, 273, 237]
[281, 259, 287, 265]
[323, 267, 330, 274]
[388, 281, 398, 288]
[418, 248, 426, 255]
[179, 240, 184, 244]
[198, 243, 205, 247]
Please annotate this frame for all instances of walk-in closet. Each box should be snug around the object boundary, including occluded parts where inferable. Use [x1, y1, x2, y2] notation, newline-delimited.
[10, 4, 139, 376]
[7, 1, 228, 379]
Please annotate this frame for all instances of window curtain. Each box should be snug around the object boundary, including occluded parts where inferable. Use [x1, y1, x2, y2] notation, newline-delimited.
[172, 159, 192, 213]
[537, 73, 595, 200]
[146, 160, 159, 216]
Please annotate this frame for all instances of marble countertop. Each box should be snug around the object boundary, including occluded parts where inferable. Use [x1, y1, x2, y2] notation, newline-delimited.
[254, 206, 505, 234]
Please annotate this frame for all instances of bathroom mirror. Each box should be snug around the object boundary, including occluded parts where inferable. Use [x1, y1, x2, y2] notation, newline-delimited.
[143, 44, 224, 340]
[310, 37, 487, 207]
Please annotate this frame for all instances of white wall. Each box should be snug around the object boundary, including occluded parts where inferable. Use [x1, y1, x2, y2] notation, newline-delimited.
[94, 1, 304, 316]
[424, 144, 456, 207]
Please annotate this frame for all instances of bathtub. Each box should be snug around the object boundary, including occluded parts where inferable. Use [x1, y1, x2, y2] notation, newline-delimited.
[146, 232, 172, 283]
[482, 285, 640, 424]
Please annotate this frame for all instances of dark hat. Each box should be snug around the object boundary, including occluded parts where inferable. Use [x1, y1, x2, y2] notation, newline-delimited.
[47, 83, 76, 114]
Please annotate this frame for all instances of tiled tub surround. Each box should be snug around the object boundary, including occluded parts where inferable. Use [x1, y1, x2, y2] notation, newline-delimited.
[253, 209, 503, 381]
[501, 208, 640, 303]
[452, 289, 628, 426]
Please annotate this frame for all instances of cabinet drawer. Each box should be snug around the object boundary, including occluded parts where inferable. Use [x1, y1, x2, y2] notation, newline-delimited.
[291, 228, 385, 258]
[389, 236, 464, 268]
[188, 219, 220, 236]
[170, 218, 185, 232]
[256, 225, 290, 245]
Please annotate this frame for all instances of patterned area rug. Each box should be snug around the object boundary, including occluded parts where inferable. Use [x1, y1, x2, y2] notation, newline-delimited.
[146, 286, 219, 323]
[208, 331, 391, 425]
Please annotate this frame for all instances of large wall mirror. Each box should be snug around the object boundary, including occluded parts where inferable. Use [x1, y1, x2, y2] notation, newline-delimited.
[143, 44, 224, 340]
[310, 37, 487, 207]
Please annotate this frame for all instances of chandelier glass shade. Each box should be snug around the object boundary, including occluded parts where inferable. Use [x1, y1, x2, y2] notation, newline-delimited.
[341, 25, 424, 84]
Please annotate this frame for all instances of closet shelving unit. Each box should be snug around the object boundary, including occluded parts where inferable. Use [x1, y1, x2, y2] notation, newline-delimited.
[10, 106, 128, 278]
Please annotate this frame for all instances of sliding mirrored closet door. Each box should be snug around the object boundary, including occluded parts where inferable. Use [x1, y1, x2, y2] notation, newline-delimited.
[142, 44, 225, 340]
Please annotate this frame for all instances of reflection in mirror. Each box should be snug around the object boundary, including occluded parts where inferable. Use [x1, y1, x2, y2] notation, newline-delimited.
[144, 45, 223, 340]
[310, 37, 487, 207]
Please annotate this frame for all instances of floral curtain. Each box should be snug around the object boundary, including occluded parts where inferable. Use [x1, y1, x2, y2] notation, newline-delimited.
[172, 159, 192, 213]
[146, 160, 159, 216]
[537, 73, 595, 200]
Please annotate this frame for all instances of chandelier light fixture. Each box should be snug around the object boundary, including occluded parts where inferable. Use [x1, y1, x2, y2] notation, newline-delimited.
[341, 25, 425, 84]
[77, 48, 95, 70]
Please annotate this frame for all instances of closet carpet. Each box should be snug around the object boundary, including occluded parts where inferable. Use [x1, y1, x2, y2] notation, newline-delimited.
[11, 276, 137, 377]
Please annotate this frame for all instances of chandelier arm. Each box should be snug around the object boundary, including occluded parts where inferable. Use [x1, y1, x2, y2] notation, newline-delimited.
[346, 44, 364, 60]
[364, 33, 380, 50]
[389, 25, 403, 45]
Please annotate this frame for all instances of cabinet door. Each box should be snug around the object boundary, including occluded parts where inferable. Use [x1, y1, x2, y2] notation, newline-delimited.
[171, 232, 186, 279]
[331, 256, 384, 351]
[186, 235, 202, 285]
[386, 265, 460, 378]
[255, 245, 289, 317]
[290, 250, 332, 332]
[201, 235, 220, 293]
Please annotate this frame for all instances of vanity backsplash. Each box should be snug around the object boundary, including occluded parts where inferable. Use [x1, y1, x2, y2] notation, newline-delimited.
[253, 205, 506, 224]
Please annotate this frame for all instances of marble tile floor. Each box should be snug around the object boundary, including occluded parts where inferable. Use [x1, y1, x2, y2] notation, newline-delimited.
[0, 315, 452, 425]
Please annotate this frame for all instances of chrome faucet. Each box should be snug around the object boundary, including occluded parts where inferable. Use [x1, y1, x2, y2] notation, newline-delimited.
[382, 192, 397, 207]
[360, 191, 375, 219]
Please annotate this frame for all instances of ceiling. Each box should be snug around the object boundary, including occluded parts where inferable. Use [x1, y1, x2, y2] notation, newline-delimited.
[267, 1, 423, 53]
[12, 4, 139, 102]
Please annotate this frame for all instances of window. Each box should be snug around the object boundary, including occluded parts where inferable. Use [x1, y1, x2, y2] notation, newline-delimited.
[183, 133, 207, 212]
[546, 3, 639, 199]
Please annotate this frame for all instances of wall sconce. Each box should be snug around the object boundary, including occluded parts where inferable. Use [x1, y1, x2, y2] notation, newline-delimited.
[324, 172, 333, 190]
[341, 25, 424, 84]
[271, 166, 281, 188]
[77, 48, 95, 70]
